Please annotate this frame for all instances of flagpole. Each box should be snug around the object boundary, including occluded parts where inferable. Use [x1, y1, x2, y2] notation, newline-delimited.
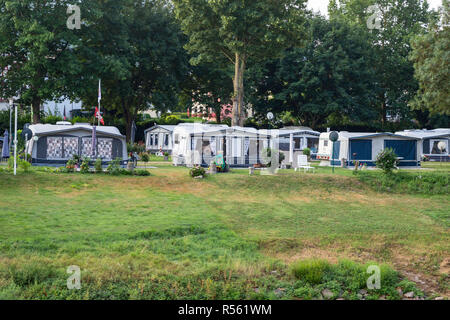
[98, 79, 101, 126]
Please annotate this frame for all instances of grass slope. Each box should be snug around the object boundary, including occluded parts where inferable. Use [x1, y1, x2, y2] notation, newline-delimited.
[0, 165, 448, 299]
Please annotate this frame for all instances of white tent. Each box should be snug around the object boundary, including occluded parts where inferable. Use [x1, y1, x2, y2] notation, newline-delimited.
[172, 124, 273, 167]
[272, 127, 320, 167]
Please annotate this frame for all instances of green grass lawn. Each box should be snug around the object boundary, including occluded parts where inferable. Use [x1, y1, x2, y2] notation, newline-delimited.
[0, 165, 448, 300]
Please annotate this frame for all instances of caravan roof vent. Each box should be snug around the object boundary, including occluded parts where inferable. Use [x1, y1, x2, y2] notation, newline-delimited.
[56, 121, 72, 125]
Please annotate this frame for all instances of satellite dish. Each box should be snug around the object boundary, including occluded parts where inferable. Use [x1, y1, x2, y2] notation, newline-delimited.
[438, 141, 446, 152]
[267, 112, 274, 121]
[329, 131, 339, 142]
[21, 128, 33, 141]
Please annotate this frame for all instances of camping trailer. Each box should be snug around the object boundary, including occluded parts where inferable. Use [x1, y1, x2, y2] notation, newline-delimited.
[172, 124, 273, 168]
[25, 123, 128, 166]
[274, 127, 321, 167]
[144, 125, 177, 154]
[317, 132, 421, 168]
[396, 129, 449, 162]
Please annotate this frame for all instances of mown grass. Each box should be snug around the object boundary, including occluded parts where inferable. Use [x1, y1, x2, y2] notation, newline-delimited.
[0, 164, 448, 300]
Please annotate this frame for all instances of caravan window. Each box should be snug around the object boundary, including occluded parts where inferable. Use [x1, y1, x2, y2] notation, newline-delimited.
[431, 140, 448, 154]
[174, 134, 180, 144]
[63, 137, 79, 159]
[324, 140, 328, 147]
[294, 138, 301, 150]
[165, 134, 169, 146]
[47, 137, 63, 159]
[154, 134, 159, 146]
[308, 138, 319, 153]
[149, 134, 154, 146]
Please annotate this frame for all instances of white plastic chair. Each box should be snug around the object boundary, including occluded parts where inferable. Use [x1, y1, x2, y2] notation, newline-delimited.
[295, 155, 315, 173]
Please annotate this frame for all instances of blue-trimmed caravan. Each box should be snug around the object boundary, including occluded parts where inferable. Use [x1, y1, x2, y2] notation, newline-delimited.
[25, 123, 128, 166]
[317, 132, 421, 168]
[396, 129, 449, 162]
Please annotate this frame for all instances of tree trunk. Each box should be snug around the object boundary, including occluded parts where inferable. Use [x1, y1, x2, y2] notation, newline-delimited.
[232, 53, 246, 127]
[215, 105, 221, 123]
[123, 105, 134, 143]
[32, 96, 41, 124]
[381, 100, 387, 127]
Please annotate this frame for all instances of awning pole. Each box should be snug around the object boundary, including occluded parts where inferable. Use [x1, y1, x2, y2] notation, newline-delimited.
[14, 103, 17, 176]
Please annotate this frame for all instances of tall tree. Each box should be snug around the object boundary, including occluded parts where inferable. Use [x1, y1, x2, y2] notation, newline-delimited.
[0, 0, 82, 123]
[173, 0, 308, 126]
[410, 0, 449, 116]
[75, 0, 188, 141]
[329, 0, 436, 126]
[179, 62, 233, 123]
[247, 15, 379, 129]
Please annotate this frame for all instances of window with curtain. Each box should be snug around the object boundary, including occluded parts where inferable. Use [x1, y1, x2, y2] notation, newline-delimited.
[165, 134, 169, 146]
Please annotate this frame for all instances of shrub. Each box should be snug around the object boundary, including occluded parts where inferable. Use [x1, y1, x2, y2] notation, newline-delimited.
[106, 158, 121, 175]
[303, 148, 311, 157]
[119, 168, 133, 176]
[134, 169, 151, 176]
[291, 259, 331, 285]
[94, 158, 103, 173]
[141, 152, 150, 168]
[80, 157, 90, 174]
[65, 159, 76, 173]
[19, 159, 31, 172]
[190, 166, 206, 178]
[376, 148, 399, 174]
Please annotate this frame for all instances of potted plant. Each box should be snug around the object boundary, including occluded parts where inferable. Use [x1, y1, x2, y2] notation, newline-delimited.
[163, 152, 169, 161]
[190, 166, 206, 179]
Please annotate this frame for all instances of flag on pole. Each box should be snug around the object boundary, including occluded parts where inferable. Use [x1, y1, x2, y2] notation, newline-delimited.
[95, 107, 104, 125]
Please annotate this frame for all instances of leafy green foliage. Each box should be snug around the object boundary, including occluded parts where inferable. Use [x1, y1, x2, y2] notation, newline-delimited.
[94, 158, 103, 174]
[303, 148, 311, 157]
[133, 169, 151, 177]
[190, 166, 206, 178]
[140, 153, 150, 163]
[106, 159, 122, 176]
[0, 0, 83, 123]
[75, 0, 189, 141]
[80, 158, 90, 174]
[291, 259, 332, 285]
[248, 15, 379, 128]
[173, 0, 308, 126]
[329, 0, 436, 125]
[410, 0, 450, 116]
[376, 148, 399, 174]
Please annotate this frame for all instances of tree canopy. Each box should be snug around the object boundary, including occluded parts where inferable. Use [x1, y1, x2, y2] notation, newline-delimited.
[410, 0, 450, 116]
[247, 15, 379, 129]
[173, 0, 308, 126]
[0, 0, 83, 123]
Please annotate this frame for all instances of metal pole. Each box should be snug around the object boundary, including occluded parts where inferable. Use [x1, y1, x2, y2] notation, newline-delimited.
[25, 133, 28, 162]
[9, 105, 12, 149]
[98, 79, 101, 126]
[14, 103, 17, 176]
[331, 143, 335, 173]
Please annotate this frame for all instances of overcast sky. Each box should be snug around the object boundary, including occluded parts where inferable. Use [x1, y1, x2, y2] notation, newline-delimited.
[307, 0, 443, 16]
